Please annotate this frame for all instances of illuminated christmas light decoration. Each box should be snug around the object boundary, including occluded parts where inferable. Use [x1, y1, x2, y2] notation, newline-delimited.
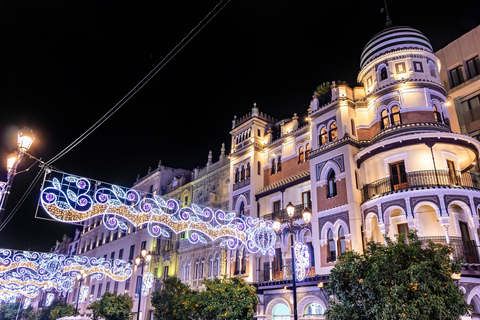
[79, 285, 89, 303]
[45, 292, 54, 306]
[40, 171, 276, 256]
[23, 298, 31, 309]
[141, 272, 153, 297]
[0, 248, 132, 299]
[294, 242, 310, 282]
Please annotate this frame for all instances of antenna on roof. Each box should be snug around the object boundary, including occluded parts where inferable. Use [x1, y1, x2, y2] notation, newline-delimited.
[381, 0, 393, 27]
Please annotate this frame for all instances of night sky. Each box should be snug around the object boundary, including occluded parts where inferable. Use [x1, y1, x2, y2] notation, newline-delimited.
[0, 0, 479, 251]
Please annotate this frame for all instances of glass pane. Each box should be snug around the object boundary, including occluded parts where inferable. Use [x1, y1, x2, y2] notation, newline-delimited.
[305, 303, 324, 315]
[273, 303, 290, 316]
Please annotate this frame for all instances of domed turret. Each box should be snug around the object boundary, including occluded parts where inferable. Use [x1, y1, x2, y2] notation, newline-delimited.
[360, 26, 433, 70]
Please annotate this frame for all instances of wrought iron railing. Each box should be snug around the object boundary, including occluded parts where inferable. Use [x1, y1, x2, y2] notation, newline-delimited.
[361, 170, 480, 202]
[418, 236, 479, 263]
[262, 204, 304, 223]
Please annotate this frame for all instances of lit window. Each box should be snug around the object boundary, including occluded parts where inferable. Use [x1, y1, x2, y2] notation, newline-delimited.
[329, 122, 338, 142]
[327, 170, 337, 198]
[320, 127, 328, 146]
[390, 106, 401, 125]
[304, 303, 324, 316]
[381, 109, 390, 129]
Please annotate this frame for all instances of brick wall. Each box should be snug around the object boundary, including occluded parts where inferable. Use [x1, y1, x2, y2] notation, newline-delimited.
[316, 178, 348, 212]
[263, 157, 310, 186]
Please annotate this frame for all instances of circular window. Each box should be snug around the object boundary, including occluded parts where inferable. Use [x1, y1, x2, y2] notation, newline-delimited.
[272, 303, 290, 320]
[304, 302, 324, 315]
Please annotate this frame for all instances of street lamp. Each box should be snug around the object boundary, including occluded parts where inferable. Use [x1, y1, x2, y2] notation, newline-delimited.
[273, 202, 312, 320]
[75, 270, 87, 315]
[0, 128, 35, 224]
[135, 249, 152, 320]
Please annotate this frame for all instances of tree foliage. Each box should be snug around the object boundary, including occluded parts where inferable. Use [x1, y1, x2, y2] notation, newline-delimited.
[325, 232, 471, 320]
[38, 299, 73, 320]
[0, 302, 21, 320]
[315, 80, 348, 103]
[151, 276, 258, 320]
[151, 277, 198, 320]
[197, 276, 258, 320]
[97, 292, 133, 320]
[86, 300, 101, 320]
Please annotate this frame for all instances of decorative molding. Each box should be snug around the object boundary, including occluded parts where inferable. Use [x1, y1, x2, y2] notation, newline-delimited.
[232, 190, 250, 209]
[409, 195, 441, 216]
[318, 211, 349, 238]
[315, 154, 345, 181]
[444, 194, 471, 211]
[316, 116, 336, 131]
[381, 198, 407, 218]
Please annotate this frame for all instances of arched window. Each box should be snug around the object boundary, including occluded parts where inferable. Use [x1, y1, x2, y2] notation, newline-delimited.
[380, 66, 388, 81]
[381, 109, 390, 129]
[208, 255, 214, 277]
[305, 143, 310, 161]
[304, 303, 324, 316]
[277, 156, 282, 173]
[327, 169, 337, 198]
[214, 253, 220, 276]
[433, 105, 442, 123]
[298, 146, 305, 164]
[241, 165, 245, 181]
[273, 303, 290, 320]
[241, 247, 247, 274]
[194, 259, 200, 279]
[327, 229, 336, 263]
[234, 167, 240, 183]
[245, 162, 250, 179]
[182, 262, 186, 281]
[239, 202, 245, 217]
[235, 250, 241, 275]
[186, 261, 191, 281]
[320, 127, 328, 146]
[329, 122, 338, 142]
[428, 60, 436, 77]
[351, 119, 356, 136]
[200, 257, 205, 279]
[338, 226, 346, 256]
[390, 105, 401, 125]
[271, 158, 276, 175]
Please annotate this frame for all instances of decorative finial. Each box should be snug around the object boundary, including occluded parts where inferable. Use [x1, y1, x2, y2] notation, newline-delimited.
[158, 160, 162, 168]
[252, 103, 259, 117]
[148, 166, 152, 173]
[381, 0, 393, 27]
[220, 143, 225, 159]
[207, 150, 213, 165]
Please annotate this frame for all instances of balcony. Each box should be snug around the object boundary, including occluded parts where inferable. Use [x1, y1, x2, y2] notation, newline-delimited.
[418, 236, 479, 264]
[361, 170, 480, 203]
[233, 178, 250, 191]
[262, 204, 304, 223]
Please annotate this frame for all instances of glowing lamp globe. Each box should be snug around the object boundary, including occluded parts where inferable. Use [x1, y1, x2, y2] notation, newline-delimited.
[17, 128, 35, 152]
[135, 257, 141, 266]
[141, 249, 147, 258]
[6, 153, 17, 172]
[273, 220, 281, 232]
[303, 207, 312, 224]
[145, 254, 152, 262]
[286, 202, 295, 218]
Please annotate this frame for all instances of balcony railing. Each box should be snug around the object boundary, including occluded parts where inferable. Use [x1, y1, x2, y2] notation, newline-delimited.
[262, 204, 304, 223]
[233, 178, 250, 191]
[418, 236, 479, 263]
[361, 170, 480, 202]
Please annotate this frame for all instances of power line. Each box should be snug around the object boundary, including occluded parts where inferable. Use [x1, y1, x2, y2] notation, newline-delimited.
[45, 0, 231, 166]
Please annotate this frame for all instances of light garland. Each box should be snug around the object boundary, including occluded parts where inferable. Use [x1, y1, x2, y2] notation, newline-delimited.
[79, 285, 89, 303]
[142, 272, 153, 297]
[45, 292, 54, 306]
[294, 242, 310, 282]
[40, 171, 277, 256]
[23, 298, 31, 309]
[0, 248, 132, 300]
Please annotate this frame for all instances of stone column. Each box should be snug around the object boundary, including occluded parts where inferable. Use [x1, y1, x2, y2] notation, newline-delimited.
[439, 217, 450, 245]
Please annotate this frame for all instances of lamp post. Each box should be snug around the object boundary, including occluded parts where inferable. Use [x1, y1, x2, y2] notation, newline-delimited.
[0, 128, 35, 224]
[135, 249, 152, 320]
[273, 202, 311, 320]
[75, 270, 87, 316]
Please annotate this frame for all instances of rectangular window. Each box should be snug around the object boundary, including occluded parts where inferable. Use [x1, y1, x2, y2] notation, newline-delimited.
[301, 191, 311, 210]
[114, 281, 118, 293]
[105, 282, 110, 293]
[164, 266, 169, 281]
[149, 185, 154, 194]
[466, 56, 480, 79]
[135, 276, 142, 295]
[273, 200, 281, 220]
[105, 231, 110, 244]
[124, 280, 130, 293]
[91, 285, 95, 296]
[449, 65, 465, 87]
[395, 62, 406, 74]
[257, 128, 261, 136]
[389, 161, 407, 190]
[154, 268, 158, 278]
[110, 252, 115, 261]
[129, 245, 135, 261]
[141, 241, 147, 250]
[103, 254, 107, 260]
[118, 249, 124, 260]
[461, 93, 480, 124]
[97, 283, 103, 299]
[397, 223, 410, 244]
[413, 61, 423, 72]
[100, 233, 104, 246]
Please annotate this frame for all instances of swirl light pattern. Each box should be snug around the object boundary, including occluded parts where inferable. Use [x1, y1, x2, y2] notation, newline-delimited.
[40, 171, 276, 256]
[294, 242, 310, 282]
[0, 248, 132, 299]
[142, 272, 153, 297]
[79, 285, 89, 303]
[45, 292, 54, 306]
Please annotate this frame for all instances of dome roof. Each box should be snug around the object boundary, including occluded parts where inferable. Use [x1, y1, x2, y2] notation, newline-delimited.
[360, 26, 433, 69]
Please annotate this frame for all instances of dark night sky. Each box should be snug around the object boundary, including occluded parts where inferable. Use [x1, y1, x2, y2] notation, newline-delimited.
[0, 0, 479, 251]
